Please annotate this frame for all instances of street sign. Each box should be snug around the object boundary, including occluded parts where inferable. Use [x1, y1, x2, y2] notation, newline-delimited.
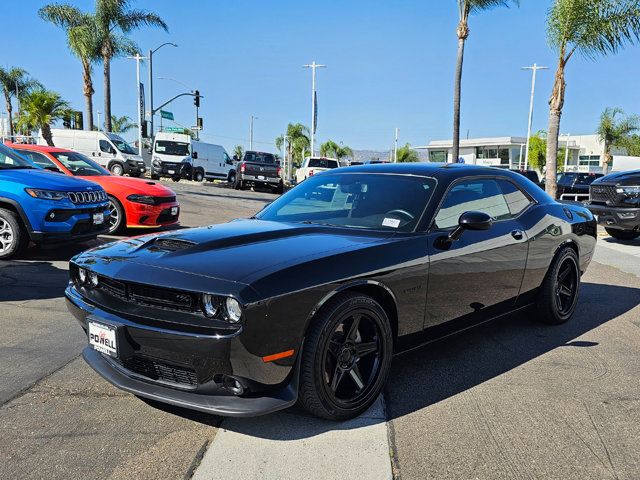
[164, 127, 184, 133]
[160, 110, 174, 121]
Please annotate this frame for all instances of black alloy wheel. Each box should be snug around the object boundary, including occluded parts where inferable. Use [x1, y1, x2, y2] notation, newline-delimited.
[298, 293, 393, 420]
[536, 247, 580, 324]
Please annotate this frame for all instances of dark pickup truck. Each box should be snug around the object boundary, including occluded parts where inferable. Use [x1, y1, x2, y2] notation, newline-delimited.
[235, 151, 284, 193]
[557, 172, 603, 202]
[587, 170, 640, 240]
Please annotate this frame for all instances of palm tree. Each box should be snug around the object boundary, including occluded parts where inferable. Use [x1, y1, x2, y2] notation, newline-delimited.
[233, 145, 244, 161]
[0, 67, 41, 138]
[95, 0, 167, 132]
[597, 107, 640, 174]
[396, 144, 420, 163]
[275, 123, 310, 167]
[39, 4, 101, 131]
[110, 114, 136, 133]
[17, 89, 70, 146]
[545, 0, 640, 198]
[452, 0, 519, 162]
[319, 140, 354, 162]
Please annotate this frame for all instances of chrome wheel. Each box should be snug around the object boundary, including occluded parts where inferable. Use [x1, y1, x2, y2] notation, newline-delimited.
[107, 199, 120, 234]
[0, 217, 14, 254]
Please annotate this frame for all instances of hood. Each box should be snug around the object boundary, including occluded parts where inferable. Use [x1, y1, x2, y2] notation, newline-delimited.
[78, 219, 394, 286]
[84, 175, 176, 196]
[0, 168, 104, 191]
[594, 170, 640, 186]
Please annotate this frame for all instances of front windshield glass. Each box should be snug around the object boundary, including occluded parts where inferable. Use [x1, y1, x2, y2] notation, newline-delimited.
[50, 151, 109, 176]
[110, 136, 137, 155]
[0, 144, 36, 170]
[257, 173, 436, 232]
[155, 140, 190, 156]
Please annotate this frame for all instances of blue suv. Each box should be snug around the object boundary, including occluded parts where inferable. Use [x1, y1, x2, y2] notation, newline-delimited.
[0, 143, 110, 259]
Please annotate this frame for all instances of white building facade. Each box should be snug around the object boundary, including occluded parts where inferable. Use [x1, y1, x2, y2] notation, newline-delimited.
[423, 135, 635, 172]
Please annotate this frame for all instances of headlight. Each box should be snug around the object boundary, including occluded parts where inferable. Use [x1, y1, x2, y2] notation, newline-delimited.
[225, 297, 243, 323]
[616, 185, 640, 196]
[127, 194, 156, 205]
[25, 188, 68, 201]
[88, 271, 99, 287]
[77, 268, 87, 284]
[202, 294, 219, 318]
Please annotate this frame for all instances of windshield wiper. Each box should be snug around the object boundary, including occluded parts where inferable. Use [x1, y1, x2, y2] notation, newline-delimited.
[0, 165, 34, 170]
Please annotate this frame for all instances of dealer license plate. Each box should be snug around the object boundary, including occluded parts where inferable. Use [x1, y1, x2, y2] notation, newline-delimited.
[168, 169, 175, 175]
[88, 321, 118, 357]
[257, 175, 265, 180]
[93, 212, 104, 225]
[171, 206, 178, 215]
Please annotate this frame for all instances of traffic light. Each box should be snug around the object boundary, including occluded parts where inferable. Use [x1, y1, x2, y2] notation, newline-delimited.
[194, 90, 200, 108]
[197, 117, 203, 129]
[141, 120, 148, 138]
[74, 111, 83, 130]
[62, 112, 71, 129]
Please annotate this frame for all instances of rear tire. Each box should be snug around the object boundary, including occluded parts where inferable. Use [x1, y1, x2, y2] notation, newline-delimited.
[272, 182, 284, 194]
[605, 228, 640, 241]
[150, 173, 160, 181]
[107, 196, 125, 234]
[194, 170, 204, 182]
[234, 178, 244, 190]
[535, 247, 580, 325]
[109, 162, 124, 176]
[228, 171, 236, 185]
[0, 208, 26, 260]
[171, 176, 181, 183]
[297, 293, 393, 421]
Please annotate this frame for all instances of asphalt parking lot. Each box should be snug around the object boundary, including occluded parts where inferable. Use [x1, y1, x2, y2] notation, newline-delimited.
[1, 181, 640, 480]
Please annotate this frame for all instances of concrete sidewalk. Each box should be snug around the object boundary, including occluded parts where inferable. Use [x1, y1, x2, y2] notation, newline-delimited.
[192, 397, 392, 480]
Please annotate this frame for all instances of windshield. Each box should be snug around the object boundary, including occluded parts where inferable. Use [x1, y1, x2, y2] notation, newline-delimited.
[256, 173, 436, 232]
[50, 151, 109, 176]
[110, 136, 137, 155]
[155, 140, 190, 156]
[0, 144, 36, 170]
[558, 173, 601, 186]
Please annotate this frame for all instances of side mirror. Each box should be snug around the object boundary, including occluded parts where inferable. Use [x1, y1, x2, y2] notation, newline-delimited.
[191, 151, 198, 159]
[436, 211, 493, 249]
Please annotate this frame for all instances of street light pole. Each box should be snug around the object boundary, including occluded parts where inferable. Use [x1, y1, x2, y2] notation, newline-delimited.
[148, 42, 178, 139]
[97, 111, 101, 132]
[249, 115, 258, 150]
[522, 63, 548, 170]
[394, 128, 399, 163]
[127, 53, 147, 156]
[303, 61, 326, 157]
[562, 133, 571, 172]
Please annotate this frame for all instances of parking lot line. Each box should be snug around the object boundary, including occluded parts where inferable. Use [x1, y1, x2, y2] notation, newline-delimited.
[192, 396, 392, 480]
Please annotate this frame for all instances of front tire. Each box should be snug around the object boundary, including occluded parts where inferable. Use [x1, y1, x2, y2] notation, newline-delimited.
[109, 162, 124, 176]
[0, 208, 25, 260]
[605, 227, 640, 241]
[298, 293, 393, 421]
[535, 247, 580, 325]
[107, 196, 125, 234]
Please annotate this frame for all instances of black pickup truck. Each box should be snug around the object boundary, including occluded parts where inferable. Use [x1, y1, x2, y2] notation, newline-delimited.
[557, 172, 603, 201]
[587, 170, 640, 240]
[235, 151, 284, 193]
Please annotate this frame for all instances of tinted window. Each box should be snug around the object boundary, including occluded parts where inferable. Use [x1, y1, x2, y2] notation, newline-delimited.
[50, 151, 108, 176]
[257, 173, 436, 232]
[308, 159, 339, 169]
[14, 150, 56, 169]
[498, 179, 532, 216]
[435, 179, 511, 229]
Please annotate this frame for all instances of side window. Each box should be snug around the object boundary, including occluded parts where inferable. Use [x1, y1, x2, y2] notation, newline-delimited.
[434, 179, 511, 229]
[498, 179, 532, 216]
[15, 150, 56, 169]
[99, 140, 113, 153]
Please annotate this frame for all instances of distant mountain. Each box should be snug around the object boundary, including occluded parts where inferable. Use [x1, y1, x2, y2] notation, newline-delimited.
[350, 149, 429, 163]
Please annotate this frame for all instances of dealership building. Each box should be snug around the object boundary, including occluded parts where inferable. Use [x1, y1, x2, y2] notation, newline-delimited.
[420, 135, 636, 172]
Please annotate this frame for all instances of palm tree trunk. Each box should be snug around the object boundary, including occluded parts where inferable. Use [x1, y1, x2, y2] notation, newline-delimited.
[545, 54, 567, 199]
[103, 56, 112, 132]
[452, 22, 468, 164]
[4, 91, 14, 138]
[42, 123, 54, 147]
[82, 61, 94, 131]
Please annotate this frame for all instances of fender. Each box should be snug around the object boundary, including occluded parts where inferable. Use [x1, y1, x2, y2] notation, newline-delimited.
[0, 196, 35, 235]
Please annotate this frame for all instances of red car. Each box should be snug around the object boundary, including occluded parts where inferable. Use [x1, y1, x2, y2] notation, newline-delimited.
[10, 144, 180, 234]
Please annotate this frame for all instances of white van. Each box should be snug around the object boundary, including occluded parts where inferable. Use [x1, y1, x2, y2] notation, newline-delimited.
[151, 132, 235, 182]
[41, 129, 147, 176]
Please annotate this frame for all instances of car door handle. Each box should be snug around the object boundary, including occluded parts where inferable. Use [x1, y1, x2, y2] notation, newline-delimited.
[511, 230, 524, 240]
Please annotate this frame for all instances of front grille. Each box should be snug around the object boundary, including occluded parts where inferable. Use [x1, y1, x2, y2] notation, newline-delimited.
[590, 184, 619, 205]
[96, 275, 198, 311]
[68, 190, 108, 204]
[70, 219, 107, 235]
[120, 356, 198, 387]
[153, 196, 176, 205]
[157, 207, 179, 223]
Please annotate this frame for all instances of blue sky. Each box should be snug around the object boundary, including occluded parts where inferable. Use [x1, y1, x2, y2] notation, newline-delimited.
[4, 0, 640, 153]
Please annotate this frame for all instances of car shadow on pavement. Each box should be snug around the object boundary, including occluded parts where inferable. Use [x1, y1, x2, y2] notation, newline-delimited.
[0, 260, 70, 301]
[384, 281, 639, 420]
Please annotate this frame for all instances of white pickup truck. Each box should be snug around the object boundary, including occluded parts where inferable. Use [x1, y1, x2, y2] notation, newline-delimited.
[295, 157, 340, 184]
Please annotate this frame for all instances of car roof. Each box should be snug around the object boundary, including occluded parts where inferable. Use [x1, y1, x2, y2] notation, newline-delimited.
[6, 143, 72, 154]
[338, 162, 513, 179]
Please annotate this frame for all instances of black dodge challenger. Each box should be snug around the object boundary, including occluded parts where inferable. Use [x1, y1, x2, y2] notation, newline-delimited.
[66, 163, 597, 420]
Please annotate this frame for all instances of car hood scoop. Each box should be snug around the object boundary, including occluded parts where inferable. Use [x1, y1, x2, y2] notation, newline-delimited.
[151, 237, 197, 252]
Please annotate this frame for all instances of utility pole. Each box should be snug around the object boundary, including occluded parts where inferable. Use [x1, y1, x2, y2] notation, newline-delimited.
[97, 111, 101, 132]
[562, 133, 571, 173]
[127, 53, 147, 156]
[249, 115, 258, 150]
[394, 128, 399, 163]
[303, 61, 326, 157]
[148, 43, 177, 139]
[282, 135, 290, 181]
[522, 63, 548, 170]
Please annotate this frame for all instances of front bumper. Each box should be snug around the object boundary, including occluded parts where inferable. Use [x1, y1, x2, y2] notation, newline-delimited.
[65, 286, 298, 417]
[586, 203, 640, 231]
[125, 201, 180, 228]
[30, 205, 111, 243]
[240, 174, 282, 185]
